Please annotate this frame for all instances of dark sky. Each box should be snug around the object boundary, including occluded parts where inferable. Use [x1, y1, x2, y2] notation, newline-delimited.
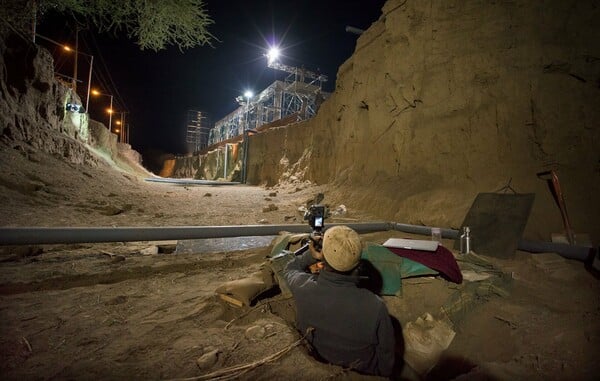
[38, 0, 386, 157]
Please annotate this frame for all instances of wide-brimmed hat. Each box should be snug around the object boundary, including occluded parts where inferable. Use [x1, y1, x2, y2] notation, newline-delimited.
[322, 225, 362, 272]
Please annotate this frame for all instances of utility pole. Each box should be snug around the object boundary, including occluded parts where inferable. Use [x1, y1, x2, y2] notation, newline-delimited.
[32, 0, 37, 43]
[72, 25, 79, 92]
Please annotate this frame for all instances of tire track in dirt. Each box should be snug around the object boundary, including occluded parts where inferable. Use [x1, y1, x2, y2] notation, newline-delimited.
[0, 249, 267, 295]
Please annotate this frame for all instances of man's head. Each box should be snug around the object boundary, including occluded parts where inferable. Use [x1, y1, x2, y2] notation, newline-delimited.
[322, 225, 362, 272]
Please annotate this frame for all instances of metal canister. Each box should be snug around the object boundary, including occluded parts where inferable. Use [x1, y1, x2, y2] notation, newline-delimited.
[460, 226, 471, 254]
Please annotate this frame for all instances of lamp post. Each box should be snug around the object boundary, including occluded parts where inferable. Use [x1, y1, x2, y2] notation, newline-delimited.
[244, 90, 253, 131]
[91, 89, 114, 132]
[63, 45, 94, 111]
[34, 34, 94, 110]
[114, 112, 128, 143]
[241, 90, 253, 184]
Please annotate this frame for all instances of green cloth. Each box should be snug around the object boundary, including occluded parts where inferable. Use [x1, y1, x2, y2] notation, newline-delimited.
[361, 243, 439, 296]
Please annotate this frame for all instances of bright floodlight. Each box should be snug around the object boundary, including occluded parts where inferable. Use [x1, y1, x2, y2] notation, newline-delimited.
[244, 90, 253, 99]
[267, 47, 280, 64]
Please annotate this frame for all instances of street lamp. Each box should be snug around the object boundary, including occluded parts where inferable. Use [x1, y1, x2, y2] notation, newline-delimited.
[241, 90, 255, 185]
[63, 44, 94, 112]
[91, 89, 113, 132]
[266, 46, 280, 64]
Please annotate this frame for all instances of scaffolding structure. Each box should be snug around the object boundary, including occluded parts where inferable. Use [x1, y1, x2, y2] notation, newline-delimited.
[208, 62, 329, 145]
[185, 110, 211, 152]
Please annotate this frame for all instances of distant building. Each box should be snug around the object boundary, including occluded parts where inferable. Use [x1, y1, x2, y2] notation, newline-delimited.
[185, 110, 211, 153]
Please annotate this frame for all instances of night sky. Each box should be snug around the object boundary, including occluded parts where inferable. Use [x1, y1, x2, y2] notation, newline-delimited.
[37, 0, 386, 160]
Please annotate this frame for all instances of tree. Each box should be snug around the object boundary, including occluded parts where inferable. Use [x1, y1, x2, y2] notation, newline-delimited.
[1, 0, 215, 51]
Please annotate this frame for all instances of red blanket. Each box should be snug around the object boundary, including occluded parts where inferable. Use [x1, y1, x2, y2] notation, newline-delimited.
[385, 245, 463, 284]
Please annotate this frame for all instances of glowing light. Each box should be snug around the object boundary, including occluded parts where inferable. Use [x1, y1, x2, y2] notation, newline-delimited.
[115, 120, 121, 125]
[244, 90, 253, 99]
[114, 128, 120, 133]
[91, 89, 100, 96]
[267, 47, 280, 64]
[63, 45, 72, 52]
[107, 108, 113, 114]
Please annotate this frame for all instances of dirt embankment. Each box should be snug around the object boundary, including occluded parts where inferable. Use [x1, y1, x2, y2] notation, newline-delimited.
[171, 0, 600, 243]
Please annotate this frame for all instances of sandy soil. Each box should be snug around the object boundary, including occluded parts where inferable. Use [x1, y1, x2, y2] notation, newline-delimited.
[0, 145, 599, 381]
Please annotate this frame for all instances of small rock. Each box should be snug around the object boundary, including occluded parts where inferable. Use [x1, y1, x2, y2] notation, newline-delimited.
[245, 325, 266, 341]
[264, 197, 272, 201]
[331, 204, 347, 216]
[258, 219, 269, 224]
[196, 348, 219, 369]
[140, 246, 159, 255]
[262, 204, 278, 213]
[100, 205, 124, 216]
[269, 192, 277, 197]
[204, 192, 212, 197]
[111, 255, 126, 263]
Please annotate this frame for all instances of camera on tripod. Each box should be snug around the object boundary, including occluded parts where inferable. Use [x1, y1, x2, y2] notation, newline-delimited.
[303, 204, 329, 252]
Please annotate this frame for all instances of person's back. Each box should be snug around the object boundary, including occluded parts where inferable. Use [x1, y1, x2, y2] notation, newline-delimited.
[283, 225, 395, 377]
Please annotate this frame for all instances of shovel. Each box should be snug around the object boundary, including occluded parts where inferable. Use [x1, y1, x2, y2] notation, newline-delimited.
[537, 170, 576, 245]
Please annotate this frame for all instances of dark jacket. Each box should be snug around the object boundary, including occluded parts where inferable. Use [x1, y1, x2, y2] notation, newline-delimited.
[283, 251, 395, 377]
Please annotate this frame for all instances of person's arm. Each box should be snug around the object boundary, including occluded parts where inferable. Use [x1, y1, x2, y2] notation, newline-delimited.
[283, 250, 317, 285]
[282, 236, 324, 289]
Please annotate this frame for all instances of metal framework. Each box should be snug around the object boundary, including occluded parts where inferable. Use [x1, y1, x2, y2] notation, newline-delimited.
[186, 110, 211, 152]
[208, 61, 329, 145]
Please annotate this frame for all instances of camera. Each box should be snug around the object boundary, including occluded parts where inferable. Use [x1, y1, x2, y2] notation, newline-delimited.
[302, 204, 329, 253]
[304, 204, 328, 233]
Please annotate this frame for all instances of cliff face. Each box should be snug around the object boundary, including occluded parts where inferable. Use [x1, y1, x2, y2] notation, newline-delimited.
[242, 0, 599, 240]
[0, 28, 148, 175]
[0, 29, 98, 165]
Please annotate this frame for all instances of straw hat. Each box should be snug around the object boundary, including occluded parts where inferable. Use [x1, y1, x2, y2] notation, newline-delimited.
[322, 225, 362, 272]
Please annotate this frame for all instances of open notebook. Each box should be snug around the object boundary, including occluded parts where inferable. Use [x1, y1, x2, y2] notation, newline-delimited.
[383, 238, 439, 252]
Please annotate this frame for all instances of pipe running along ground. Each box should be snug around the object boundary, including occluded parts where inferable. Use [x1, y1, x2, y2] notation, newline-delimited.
[0, 222, 594, 261]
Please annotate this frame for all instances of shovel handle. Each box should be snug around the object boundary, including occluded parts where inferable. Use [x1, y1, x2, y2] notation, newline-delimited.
[537, 170, 575, 244]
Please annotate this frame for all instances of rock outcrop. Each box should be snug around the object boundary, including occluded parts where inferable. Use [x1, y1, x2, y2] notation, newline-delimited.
[0, 28, 148, 175]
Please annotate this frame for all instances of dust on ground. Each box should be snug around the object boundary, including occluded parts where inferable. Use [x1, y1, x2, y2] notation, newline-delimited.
[0, 146, 599, 381]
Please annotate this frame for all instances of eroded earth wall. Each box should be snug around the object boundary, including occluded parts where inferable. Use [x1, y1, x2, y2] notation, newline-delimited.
[1, 28, 147, 174]
[245, 0, 600, 241]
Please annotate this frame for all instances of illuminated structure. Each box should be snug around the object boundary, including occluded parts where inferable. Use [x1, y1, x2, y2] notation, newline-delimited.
[186, 110, 211, 152]
[208, 48, 329, 145]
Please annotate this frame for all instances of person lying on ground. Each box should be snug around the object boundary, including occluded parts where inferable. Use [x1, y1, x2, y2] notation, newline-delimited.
[282, 225, 396, 377]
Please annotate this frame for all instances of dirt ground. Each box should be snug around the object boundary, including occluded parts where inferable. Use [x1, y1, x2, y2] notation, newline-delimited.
[0, 145, 599, 381]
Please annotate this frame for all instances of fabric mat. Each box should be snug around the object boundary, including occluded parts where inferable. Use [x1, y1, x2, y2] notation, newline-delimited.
[386, 245, 463, 284]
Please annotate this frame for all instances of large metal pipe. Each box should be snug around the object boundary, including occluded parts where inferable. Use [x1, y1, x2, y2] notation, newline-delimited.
[0, 222, 390, 246]
[391, 223, 593, 261]
[0, 222, 593, 262]
[517, 239, 594, 261]
[391, 223, 459, 239]
[144, 178, 240, 186]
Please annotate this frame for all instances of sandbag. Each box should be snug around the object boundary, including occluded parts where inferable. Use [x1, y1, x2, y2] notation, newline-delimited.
[214, 267, 274, 307]
[403, 313, 456, 376]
